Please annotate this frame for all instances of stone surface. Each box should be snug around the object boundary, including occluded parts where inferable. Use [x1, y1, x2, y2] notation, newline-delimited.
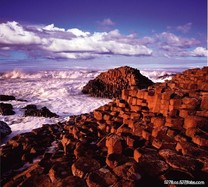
[54, 176, 86, 187]
[106, 134, 123, 154]
[24, 105, 59, 118]
[0, 121, 12, 140]
[0, 103, 15, 115]
[0, 95, 16, 101]
[71, 157, 101, 178]
[86, 167, 117, 187]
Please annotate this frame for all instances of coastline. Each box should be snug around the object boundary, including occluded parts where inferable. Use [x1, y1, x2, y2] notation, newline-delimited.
[1, 66, 208, 186]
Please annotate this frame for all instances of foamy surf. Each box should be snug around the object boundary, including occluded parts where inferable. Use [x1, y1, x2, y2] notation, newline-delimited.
[0, 68, 174, 144]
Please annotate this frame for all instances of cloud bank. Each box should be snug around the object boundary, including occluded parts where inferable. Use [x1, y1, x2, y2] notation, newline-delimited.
[0, 21, 207, 60]
[0, 21, 152, 59]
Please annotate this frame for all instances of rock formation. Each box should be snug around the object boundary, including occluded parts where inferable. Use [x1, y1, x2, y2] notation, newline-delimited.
[0, 121, 12, 141]
[0, 103, 15, 115]
[1, 67, 208, 186]
[23, 105, 59, 118]
[82, 66, 153, 98]
[0, 95, 16, 101]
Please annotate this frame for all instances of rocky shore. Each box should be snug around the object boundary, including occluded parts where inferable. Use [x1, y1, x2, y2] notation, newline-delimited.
[0, 66, 208, 187]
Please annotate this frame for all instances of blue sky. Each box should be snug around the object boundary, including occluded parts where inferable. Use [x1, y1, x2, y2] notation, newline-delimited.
[0, 0, 207, 70]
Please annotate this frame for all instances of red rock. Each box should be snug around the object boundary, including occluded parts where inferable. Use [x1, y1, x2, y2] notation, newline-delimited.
[54, 176, 86, 187]
[130, 105, 142, 112]
[136, 149, 169, 176]
[141, 130, 151, 140]
[106, 153, 127, 168]
[113, 180, 136, 187]
[182, 97, 200, 109]
[113, 162, 141, 181]
[48, 162, 71, 182]
[169, 98, 181, 109]
[106, 134, 123, 154]
[165, 117, 184, 130]
[184, 115, 208, 129]
[179, 108, 196, 118]
[21, 174, 53, 187]
[200, 93, 208, 110]
[159, 149, 201, 172]
[93, 110, 103, 120]
[151, 116, 165, 127]
[71, 157, 101, 178]
[82, 66, 153, 98]
[160, 169, 194, 181]
[192, 135, 208, 147]
[86, 167, 117, 187]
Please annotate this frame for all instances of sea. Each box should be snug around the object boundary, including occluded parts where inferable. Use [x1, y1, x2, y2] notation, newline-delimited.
[0, 58, 206, 144]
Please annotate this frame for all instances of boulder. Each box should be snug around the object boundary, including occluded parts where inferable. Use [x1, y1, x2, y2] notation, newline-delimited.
[86, 167, 117, 187]
[48, 162, 71, 182]
[54, 176, 86, 187]
[159, 149, 202, 173]
[0, 121, 12, 140]
[0, 95, 16, 101]
[82, 66, 153, 98]
[24, 105, 58, 118]
[71, 157, 101, 178]
[0, 103, 15, 115]
[113, 162, 141, 181]
[106, 134, 123, 154]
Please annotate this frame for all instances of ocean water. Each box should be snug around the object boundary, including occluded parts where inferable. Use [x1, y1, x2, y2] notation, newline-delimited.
[0, 69, 111, 144]
[0, 59, 206, 144]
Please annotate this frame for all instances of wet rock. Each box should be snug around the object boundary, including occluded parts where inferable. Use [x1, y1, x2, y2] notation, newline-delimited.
[82, 66, 153, 98]
[0, 121, 12, 140]
[112, 179, 136, 187]
[74, 142, 97, 159]
[160, 169, 194, 181]
[86, 167, 117, 187]
[0, 94, 16, 101]
[0, 103, 15, 115]
[106, 153, 128, 168]
[159, 149, 202, 173]
[71, 157, 101, 178]
[21, 174, 53, 187]
[48, 162, 71, 182]
[113, 162, 141, 181]
[54, 176, 86, 187]
[106, 134, 123, 154]
[135, 148, 169, 176]
[24, 105, 59, 118]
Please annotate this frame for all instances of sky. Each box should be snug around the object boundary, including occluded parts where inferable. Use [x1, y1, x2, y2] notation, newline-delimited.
[0, 0, 207, 71]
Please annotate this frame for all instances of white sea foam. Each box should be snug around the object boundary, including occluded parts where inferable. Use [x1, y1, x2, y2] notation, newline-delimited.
[0, 69, 110, 144]
[140, 70, 174, 82]
[0, 68, 174, 144]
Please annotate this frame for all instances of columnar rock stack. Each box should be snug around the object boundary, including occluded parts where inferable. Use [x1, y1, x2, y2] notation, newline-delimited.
[1, 67, 208, 186]
[82, 66, 153, 98]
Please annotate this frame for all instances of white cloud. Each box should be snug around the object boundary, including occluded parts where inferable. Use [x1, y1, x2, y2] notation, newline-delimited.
[0, 21, 41, 45]
[0, 21, 205, 60]
[98, 18, 115, 26]
[0, 21, 152, 59]
[177, 22, 192, 33]
[67, 28, 90, 37]
[157, 32, 200, 48]
[191, 47, 208, 57]
[43, 24, 65, 32]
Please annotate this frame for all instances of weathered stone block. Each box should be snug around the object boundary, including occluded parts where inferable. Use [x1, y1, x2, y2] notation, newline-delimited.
[106, 134, 123, 154]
